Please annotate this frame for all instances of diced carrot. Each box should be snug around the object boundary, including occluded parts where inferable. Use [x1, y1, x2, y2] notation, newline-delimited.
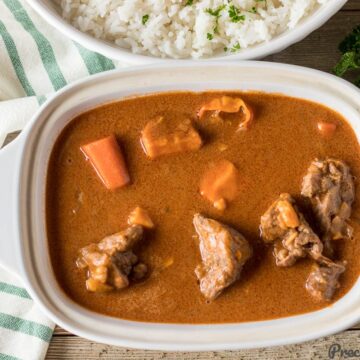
[140, 117, 202, 159]
[200, 160, 239, 209]
[317, 122, 337, 137]
[128, 207, 154, 229]
[81, 135, 130, 190]
[198, 96, 254, 130]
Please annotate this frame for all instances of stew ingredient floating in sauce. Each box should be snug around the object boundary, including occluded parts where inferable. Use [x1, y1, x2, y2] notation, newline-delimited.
[80, 135, 130, 190]
[199, 160, 239, 211]
[198, 96, 254, 130]
[47, 91, 360, 324]
[260, 191, 350, 301]
[317, 122, 337, 138]
[306, 260, 346, 301]
[140, 116, 202, 159]
[301, 159, 355, 248]
[194, 213, 252, 301]
[128, 207, 155, 229]
[260, 193, 324, 267]
[76, 225, 148, 293]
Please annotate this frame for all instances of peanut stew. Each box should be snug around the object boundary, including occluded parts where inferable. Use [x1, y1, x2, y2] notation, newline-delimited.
[46, 91, 360, 323]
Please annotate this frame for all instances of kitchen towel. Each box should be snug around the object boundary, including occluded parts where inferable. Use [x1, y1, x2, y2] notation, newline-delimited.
[0, 0, 123, 358]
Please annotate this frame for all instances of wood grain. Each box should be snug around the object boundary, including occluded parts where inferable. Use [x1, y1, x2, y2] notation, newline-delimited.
[343, 2, 360, 11]
[3, 0, 359, 358]
[46, 330, 360, 359]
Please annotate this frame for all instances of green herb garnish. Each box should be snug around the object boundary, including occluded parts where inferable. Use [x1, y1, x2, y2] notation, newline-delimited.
[228, 5, 245, 23]
[249, 7, 257, 14]
[142, 14, 149, 25]
[230, 42, 241, 52]
[334, 26, 360, 87]
[205, 5, 226, 34]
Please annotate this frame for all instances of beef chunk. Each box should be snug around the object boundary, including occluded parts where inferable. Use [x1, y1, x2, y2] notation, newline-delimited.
[96, 225, 143, 254]
[301, 159, 355, 249]
[193, 213, 252, 301]
[77, 225, 147, 292]
[140, 116, 202, 159]
[305, 260, 346, 301]
[260, 193, 323, 267]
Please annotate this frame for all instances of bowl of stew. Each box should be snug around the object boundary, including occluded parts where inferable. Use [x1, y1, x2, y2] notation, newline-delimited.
[1, 62, 360, 350]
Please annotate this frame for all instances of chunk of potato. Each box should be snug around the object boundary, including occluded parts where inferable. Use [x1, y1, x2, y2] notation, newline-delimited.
[86, 278, 112, 293]
[140, 117, 202, 159]
[128, 207, 154, 229]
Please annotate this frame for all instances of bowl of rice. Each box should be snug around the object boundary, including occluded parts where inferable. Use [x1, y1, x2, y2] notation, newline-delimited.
[26, 0, 347, 64]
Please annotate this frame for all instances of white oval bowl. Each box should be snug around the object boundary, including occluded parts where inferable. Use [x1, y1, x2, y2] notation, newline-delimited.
[1, 62, 360, 350]
[26, 0, 347, 64]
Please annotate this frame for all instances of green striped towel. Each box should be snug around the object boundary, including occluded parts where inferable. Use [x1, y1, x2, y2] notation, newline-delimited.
[0, 0, 124, 358]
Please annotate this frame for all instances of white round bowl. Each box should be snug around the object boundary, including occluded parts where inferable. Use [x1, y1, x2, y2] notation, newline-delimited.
[26, 0, 347, 64]
[1, 62, 360, 350]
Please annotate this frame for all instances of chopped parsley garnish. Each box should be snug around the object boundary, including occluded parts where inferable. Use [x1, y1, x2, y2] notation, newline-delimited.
[230, 42, 241, 52]
[205, 4, 226, 17]
[142, 14, 149, 25]
[228, 5, 245, 23]
[204, 2, 249, 41]
[249, 7, 257, 14]
[205, 4, 226, 34]
[185, 0, 194, 5]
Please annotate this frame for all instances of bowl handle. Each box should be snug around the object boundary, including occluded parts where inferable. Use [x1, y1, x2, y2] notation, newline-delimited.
[0, 138, 22, 278]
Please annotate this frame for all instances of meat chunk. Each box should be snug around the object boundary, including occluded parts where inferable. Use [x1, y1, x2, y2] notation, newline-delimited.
[140, 116, 202, 159]
[193, 213, 252, 301]
[305, 260, 346, 301]
[77, 225, 148, 292]
[97, 225, 143, 254]
[260, 193, 323, 267]
[301, 159, 355, 254]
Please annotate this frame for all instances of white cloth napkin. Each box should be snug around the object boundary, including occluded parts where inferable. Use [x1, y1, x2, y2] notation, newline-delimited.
[0, 0, 124, 358]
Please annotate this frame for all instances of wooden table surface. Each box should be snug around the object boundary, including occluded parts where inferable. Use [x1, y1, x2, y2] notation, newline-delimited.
[8, 1, 360, 359]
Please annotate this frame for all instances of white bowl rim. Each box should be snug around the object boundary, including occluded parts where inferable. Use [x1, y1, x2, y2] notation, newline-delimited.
[25, 0, 347, 64]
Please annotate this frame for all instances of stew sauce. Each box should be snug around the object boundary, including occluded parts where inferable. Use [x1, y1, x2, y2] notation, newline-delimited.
[46, 91, 360, 323]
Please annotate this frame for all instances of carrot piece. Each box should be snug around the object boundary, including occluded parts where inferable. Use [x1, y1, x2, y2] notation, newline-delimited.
[81, 135, 130, 190]
[317, 122, 337, 137]
[198, 96, 254, 130]
[199, 160, 239, 210]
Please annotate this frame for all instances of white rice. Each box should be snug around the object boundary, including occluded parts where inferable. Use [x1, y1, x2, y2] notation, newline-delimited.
[60, 0, 330, 59]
